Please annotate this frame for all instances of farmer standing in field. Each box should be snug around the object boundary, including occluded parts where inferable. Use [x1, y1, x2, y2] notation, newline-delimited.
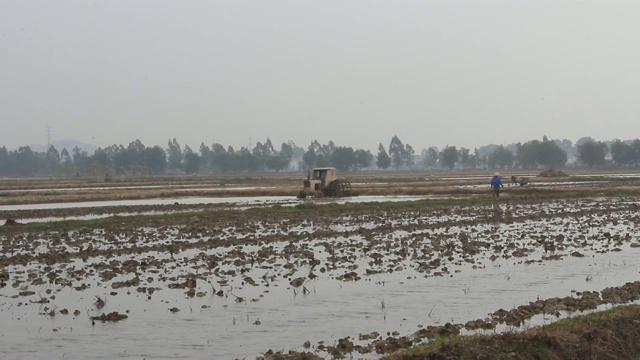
[491, 172, 503, 197]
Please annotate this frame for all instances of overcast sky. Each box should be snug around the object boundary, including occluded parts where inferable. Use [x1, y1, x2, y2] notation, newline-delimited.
[2, 1, 639, 153]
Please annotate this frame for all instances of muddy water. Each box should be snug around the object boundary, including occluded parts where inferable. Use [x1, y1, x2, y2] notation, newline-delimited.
[0, 196, 295, 211]
[2, 246, 639, 359]
[0, 195, 431, 212]
[1, 184, 266, 193]
[2, 197, 640, 359]
[1, 195, 432, 224]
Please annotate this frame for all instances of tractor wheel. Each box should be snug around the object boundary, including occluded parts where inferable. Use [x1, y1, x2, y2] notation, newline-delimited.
[323, 181, 336, 197]
[328, 179, 351, 197]
[313, 190, 324, 198]
[332, 181, 343, 197]
[297, 190, 307, 199]
[341, 180, 353, 196]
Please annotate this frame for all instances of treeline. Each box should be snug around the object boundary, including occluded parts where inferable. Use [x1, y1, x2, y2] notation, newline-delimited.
[1, 135, 640, 178]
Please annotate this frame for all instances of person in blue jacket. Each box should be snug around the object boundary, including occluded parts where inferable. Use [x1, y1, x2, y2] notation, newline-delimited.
[491, 172, 503, 197]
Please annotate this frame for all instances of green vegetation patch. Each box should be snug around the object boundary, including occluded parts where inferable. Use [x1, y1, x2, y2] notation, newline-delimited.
[385, 305, 640, 360]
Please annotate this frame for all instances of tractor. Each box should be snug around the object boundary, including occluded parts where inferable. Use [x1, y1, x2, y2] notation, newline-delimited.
[297, 167, 353, 198]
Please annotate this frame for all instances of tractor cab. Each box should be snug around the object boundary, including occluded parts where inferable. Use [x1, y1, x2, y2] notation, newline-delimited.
[304, 167, 337, 192]
[298, 167, 352, 198]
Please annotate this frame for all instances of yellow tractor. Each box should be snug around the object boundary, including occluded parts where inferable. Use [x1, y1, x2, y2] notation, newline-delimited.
[297, 167, 353, 198]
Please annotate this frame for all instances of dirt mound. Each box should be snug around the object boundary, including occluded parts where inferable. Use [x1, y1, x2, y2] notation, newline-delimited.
[539, 168, 568, 177]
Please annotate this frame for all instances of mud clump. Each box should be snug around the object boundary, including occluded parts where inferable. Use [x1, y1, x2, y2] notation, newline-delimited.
[0, 271, 9, 288]
[259, 350, 323, 360]
[90, 312, 128, 322]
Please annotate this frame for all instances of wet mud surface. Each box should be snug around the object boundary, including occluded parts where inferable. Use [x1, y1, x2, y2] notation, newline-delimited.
[2, 171, 640, 359]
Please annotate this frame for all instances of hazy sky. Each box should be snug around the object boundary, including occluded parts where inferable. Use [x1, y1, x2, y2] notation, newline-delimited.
[2, 1, 639, 153]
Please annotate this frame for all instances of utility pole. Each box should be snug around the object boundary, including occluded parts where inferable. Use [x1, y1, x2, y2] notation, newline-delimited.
[47, 126, 51, 148]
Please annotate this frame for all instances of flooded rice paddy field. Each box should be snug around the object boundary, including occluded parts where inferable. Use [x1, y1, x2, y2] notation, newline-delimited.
[2, 171, 640, 359]
[2, 169, 639, 206]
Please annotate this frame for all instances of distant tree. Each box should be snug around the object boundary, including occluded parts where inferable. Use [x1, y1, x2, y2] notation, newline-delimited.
[91, 149, 111, 169]
[631, 139, 640, 165]
[577, 140, 608, 167]
[85, 148, 112, 177]
[556, 139, 574, 156]
[225, 148, 242, 173]
[0, 146, 10, 176]
[287, 141, 305, 170]
[422, 147, 439, 169]
[440, 145, 459, 170]
[459, 147, 479, 169]
[329, 146, 356, 171]
[211, 143, 226, 153]
[113, 144, 136, 175]
[376, 143, 391, 170]
[354, 149, 373, 170]
[129, 139, 146, 153]
[199, 143, 211, 171]
[264, 142, 293, 172]
[473, 148, 484, 168]
[60, 148, 74, 175]
[45, 145, 60, 175]
[613, 139, 640, 166]
[237, 147, 259, 173]
[72, 146, 90, 172]
[253, 138, 276, 157]
[278, 142, 294, 167]
[302, 140, 321, 169]
[459, 148, 471, 169]
[575, 136, 595, 147]
[211, 143, 230, 173]
[299, 141, 334, 169]
[266, 154, 285, 172]
[516, 136, 567, 168]
[611, 139, 633, 165]
[475, 152, 488, 168]
[316, 141, 335, 167]
[144, 146, 167, 174]
[14, 146, 37, 176]
[487, 145, 514, 169]
[184, 152, 200, 174]
[253, 138, 277, 171]
[14, 133, 640, 176]
[110, 140, 147, 175]
[166, 138, 183, 171]
[128, 140, 147, 174]
[404, 144, 415, 168]
[388, 135, 406, 168]
[516, 141, 539, 168]
[539, 136, 567, 168]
